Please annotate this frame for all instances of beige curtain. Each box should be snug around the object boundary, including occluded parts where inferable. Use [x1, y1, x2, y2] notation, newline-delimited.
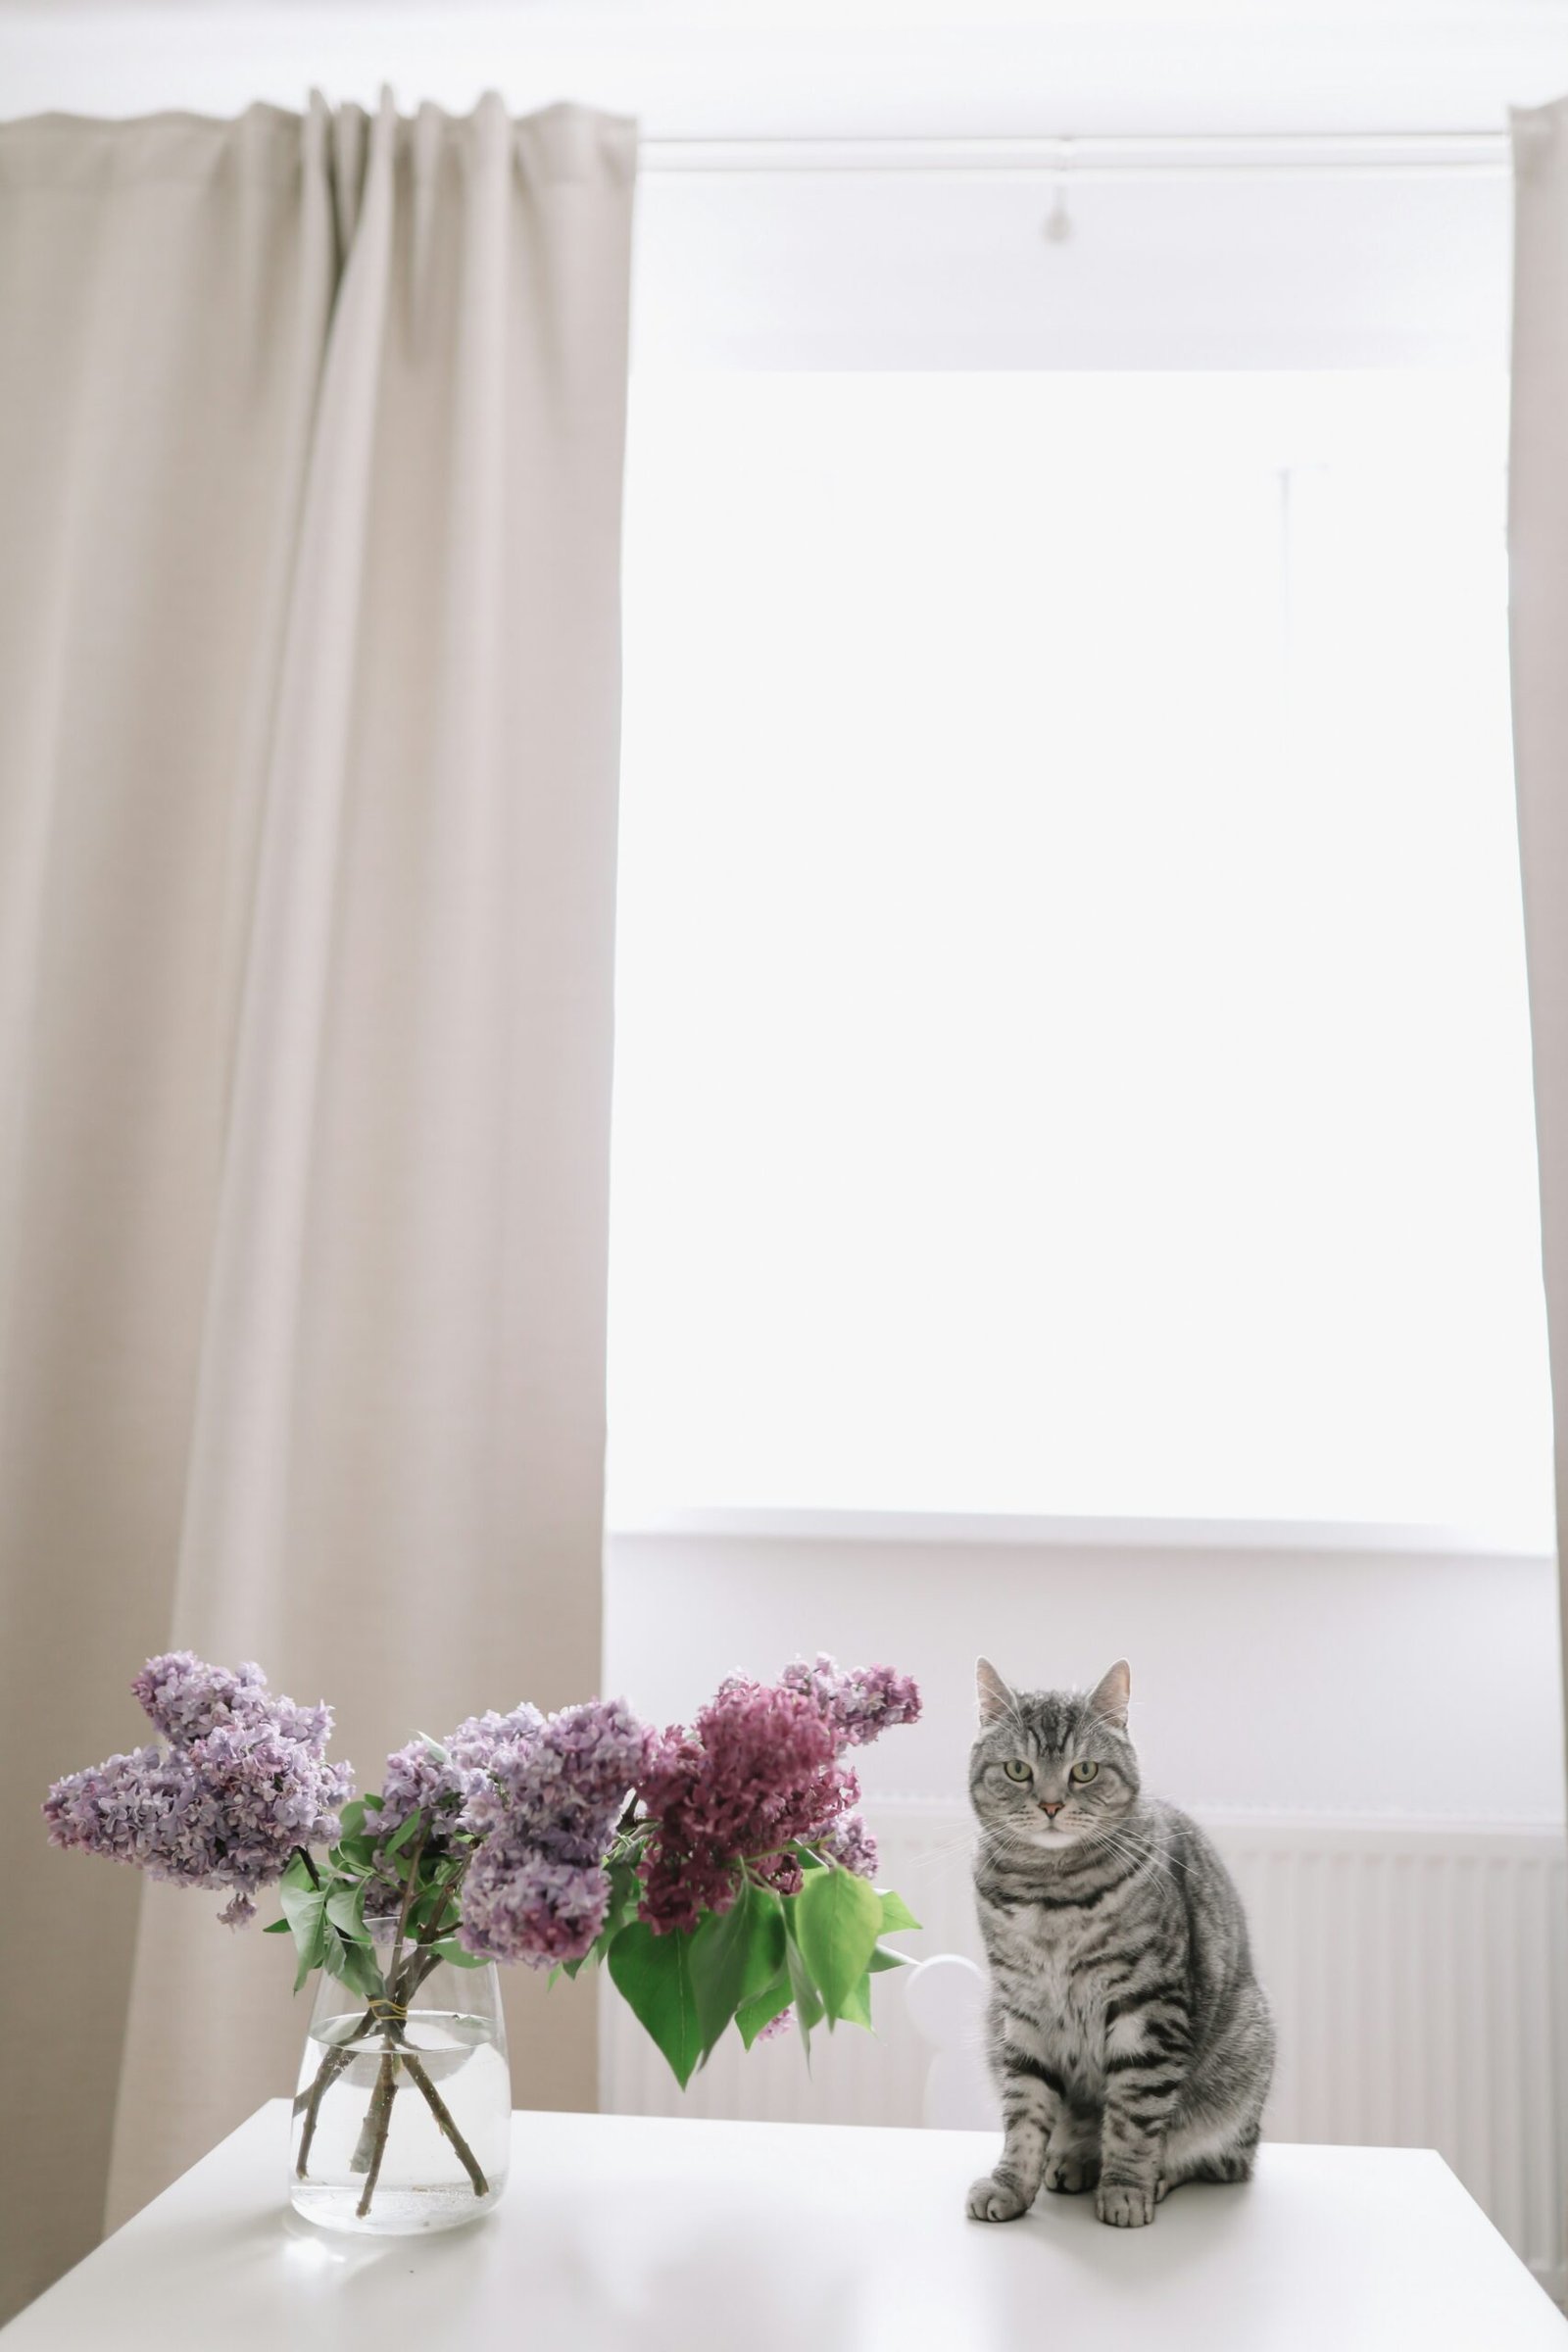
[1511, 99, 1568, 1807]
[0, 91, 634, 2318]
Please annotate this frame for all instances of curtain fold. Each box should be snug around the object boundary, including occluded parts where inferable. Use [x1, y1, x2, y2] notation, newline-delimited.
[1510, 100, 1568, 1818]
[0, 92, 634, 2316]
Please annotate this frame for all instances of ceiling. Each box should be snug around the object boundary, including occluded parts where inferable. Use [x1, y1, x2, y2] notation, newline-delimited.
[2, 0, 1566, 133]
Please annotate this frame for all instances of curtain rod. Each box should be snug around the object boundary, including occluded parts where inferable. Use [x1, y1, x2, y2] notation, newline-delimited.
[637, 129, 1511, 180]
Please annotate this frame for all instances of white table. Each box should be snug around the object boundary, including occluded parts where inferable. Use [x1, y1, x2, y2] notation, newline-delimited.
[5, 2104, 1564, 2349]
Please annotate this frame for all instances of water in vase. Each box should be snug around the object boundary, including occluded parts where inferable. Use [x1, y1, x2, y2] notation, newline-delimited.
[290, 2007, 512, 2234]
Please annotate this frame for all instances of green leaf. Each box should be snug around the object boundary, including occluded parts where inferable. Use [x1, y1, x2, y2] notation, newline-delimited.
[381, 1810, 422, 1858]
[325, 1880, 369, 1945]
[606, 1856, 641, 1931]
[363, 1792, 384, 1811]
[332, 1835, 377, 1875]
[321, 1927, 383, 1999]
[793, 1865, 884, 2028]
[428, 1938, 487, 1970]
[263, 1916, 292, 1935]
[281, 1849, 316, 1891]
[878, 1888, 921, 1935]
[735, 1975, 792, 2049]
[336, 1800, 366, 1839]
[279, 1882, 327, 1993]
[409, 1881, 456, 1937]
[782, 1920, 822, 2058]
[837, 1970, 873, 2030]
[687, 1880, 757, 2061]
[742, 1888, 787, 1995]
[607, 1921, 704, 2089]
[868, 1942, 911, 1972]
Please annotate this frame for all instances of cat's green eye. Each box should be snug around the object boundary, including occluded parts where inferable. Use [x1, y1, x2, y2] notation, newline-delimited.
[1002, 1759, 1032, 1784]
[1069, 1759, 1099, 1784]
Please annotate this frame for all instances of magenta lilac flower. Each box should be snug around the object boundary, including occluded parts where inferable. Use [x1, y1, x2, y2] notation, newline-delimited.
[44, 1653, 351, 1928]
[632, 1656, 920, 1935]
[636, 1676, 856, 1934]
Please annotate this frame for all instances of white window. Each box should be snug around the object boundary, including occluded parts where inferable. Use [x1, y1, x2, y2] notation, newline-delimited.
[607, 169, 1552, 1550]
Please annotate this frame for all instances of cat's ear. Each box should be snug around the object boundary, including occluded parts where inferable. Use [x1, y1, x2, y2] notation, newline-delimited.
[1089, 1659, 1131, 1730]
[976, 1657, 1015, 1727]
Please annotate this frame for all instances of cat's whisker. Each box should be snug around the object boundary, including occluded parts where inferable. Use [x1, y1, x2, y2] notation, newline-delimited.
[1084, 1831, 1190, 1893]
[901, 1835, 981, 1876]
[1083, 1822, 1189, 1880]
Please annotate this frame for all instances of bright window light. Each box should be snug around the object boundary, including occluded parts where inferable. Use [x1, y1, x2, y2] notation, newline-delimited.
[607, 370, 1553, 1547]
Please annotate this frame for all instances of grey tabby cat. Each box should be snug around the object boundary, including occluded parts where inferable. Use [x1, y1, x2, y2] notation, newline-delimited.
[967, 1656, 1273, 2230]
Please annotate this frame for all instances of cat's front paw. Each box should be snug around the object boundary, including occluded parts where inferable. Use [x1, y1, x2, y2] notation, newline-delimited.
[967, 2173, 1031, 2223]
[1097, 2179, 1157, 2229]
[1043, 2149, 1100, 2194]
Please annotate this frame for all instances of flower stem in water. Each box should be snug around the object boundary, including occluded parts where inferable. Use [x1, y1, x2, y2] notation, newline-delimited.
[355, 2051, 400, 2218]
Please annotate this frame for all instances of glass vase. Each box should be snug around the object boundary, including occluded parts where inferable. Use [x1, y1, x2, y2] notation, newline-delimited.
[289, 1938, 511, 2234]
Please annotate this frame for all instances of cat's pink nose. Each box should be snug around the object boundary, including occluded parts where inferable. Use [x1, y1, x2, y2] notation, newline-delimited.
[1040, 1800, 1064, 1818]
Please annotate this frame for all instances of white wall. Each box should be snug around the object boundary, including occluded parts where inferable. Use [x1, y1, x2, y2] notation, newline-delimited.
[606, 1532, 1566, 1825]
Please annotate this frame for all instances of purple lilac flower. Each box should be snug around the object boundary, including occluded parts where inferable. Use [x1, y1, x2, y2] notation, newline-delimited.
[460, 1852, 612, 1966]
[44, 1654, 351, 1928]
[817, 1811, 878, 1880]
[757, 2006, 794, 2044]
[379, 1703, 544, 1828]
[380, 1737, 473, 1825]
[465, 1698, 652, 1860]
[778, 1656, 922, 1750]
[366, 1703, 551, 1922]
[131, 1650, 334, 1753]
[453, 1698, 653, 1968]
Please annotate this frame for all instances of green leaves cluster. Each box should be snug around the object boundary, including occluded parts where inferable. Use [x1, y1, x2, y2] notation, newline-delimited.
[266, 1792, 923, 2092]
[603, 1863, 920, 2089]
[265, 1796, 484, 2000]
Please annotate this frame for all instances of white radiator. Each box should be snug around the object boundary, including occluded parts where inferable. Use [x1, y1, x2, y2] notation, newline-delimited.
[600, 1801, 1568, 2301]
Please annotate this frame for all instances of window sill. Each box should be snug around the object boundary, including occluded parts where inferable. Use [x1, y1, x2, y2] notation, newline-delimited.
[603, 1505, 1554, 1563]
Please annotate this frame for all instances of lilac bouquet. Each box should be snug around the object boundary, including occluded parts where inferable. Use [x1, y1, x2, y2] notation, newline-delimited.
[46, 1649, 922, 2217]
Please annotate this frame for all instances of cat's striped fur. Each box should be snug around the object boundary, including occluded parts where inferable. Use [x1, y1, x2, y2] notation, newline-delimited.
[967, 1658, 1273, 2230]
